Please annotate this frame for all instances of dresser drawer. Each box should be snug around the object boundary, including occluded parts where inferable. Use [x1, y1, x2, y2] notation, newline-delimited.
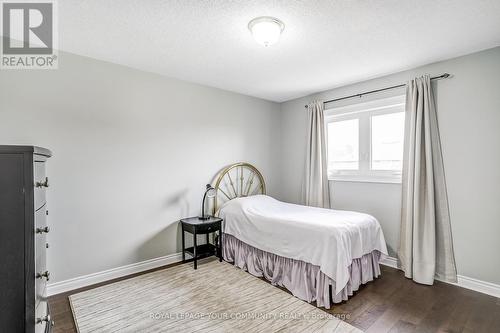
[35, 249, 47, 307]
[34, 206, 48, 279]
[34, 162, 47, 211]
[34, 187, 46, 212]
[35, 283, 47, 310]
[35, 203, 47, 228]
[195, 221, 221, 233]
[35, 207, 48, 307]
[35, 234, 47, 275]
[35, 297, 49, 333]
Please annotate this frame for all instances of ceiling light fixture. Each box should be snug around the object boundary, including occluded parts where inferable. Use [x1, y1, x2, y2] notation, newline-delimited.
[248, 16, 285, 47]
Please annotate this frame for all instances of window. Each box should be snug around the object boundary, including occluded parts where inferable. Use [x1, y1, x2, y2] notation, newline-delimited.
[325, 96, 405, 183]
[327, 119, 359, 170]
[371, 112, 405, 171]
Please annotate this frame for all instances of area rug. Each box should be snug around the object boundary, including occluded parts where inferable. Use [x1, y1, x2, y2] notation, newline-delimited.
[69, 259, 360, 332]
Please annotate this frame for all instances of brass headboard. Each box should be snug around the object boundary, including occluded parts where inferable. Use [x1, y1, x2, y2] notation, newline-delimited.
[213, 162, 266, 215]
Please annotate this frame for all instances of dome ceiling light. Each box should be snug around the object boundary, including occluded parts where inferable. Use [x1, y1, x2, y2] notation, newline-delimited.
[248, 16, 285, 47]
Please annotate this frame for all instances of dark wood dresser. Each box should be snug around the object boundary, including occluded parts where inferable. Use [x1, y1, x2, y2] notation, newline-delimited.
[0, 146, 53, 333]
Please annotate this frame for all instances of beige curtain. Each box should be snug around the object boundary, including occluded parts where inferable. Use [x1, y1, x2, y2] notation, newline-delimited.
[399, 75, 457, 284]
[303, 100, 330, 208]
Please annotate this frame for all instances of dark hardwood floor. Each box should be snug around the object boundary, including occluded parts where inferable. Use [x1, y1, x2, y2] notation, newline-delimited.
[325, 266, 500, 332]
[49, 261, 500, 333]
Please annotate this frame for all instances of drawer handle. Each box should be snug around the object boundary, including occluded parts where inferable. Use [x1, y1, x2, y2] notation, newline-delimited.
[36, 270, 50, 281]
[36, 314, 51, 324]
[36, 177, 49, 188]
[36, 226, 50, 234]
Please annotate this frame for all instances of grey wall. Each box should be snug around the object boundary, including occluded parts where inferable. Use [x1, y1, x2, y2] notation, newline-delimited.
[0, 51, 281, 283]
[278, 46, 500, 285]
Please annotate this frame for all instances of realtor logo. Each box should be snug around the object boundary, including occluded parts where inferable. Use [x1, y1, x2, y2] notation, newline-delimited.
[1, 0, 58, 69]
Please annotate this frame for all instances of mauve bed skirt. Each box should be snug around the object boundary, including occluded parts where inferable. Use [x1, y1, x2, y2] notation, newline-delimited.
[222, 233, 382, 309]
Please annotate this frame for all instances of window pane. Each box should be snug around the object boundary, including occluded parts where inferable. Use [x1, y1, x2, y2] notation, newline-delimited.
[327, 119, 359, 171]
[371, 112, 405, 170]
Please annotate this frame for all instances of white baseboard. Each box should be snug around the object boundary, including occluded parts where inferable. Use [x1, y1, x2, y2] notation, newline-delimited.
[380, 255, 399, 269]
[47, 252, 183, 296]
[454, 275, 500, 298]
[379, 256, 500, 298]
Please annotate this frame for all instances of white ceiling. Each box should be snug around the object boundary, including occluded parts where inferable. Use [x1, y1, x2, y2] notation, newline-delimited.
[60, 0, 500, 102]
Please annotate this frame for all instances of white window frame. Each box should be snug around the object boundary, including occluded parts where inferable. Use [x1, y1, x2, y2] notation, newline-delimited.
[325, 95, 405, 184]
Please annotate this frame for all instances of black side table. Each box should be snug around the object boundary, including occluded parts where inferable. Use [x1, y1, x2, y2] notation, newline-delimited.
[180, 216, 223, 269]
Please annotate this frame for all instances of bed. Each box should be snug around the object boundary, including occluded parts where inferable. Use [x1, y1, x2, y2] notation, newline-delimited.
[212, 162, 388, 309]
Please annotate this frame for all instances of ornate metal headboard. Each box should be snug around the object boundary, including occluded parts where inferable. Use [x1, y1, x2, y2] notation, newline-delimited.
[212, 162, 266, 215]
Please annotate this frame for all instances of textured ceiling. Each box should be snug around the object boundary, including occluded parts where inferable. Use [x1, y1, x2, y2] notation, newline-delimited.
[59, 0, 500, 102]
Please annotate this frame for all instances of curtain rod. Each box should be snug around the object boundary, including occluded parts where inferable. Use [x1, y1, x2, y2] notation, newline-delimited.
[304, 73, 451, 108]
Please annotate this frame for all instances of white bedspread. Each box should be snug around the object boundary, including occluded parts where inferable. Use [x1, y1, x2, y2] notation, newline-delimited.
[219, 195, 388, 294]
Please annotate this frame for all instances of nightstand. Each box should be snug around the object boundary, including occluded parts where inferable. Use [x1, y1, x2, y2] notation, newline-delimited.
[180, 216, 222, 269]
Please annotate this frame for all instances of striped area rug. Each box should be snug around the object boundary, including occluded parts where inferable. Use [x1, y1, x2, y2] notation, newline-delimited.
[69, 259, 360, 332]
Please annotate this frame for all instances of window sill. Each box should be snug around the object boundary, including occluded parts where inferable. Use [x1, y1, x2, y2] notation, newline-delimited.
[328, 177, 402, 184]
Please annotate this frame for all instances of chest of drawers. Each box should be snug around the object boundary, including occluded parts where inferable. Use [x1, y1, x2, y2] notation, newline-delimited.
[0, 146, 53, 333]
